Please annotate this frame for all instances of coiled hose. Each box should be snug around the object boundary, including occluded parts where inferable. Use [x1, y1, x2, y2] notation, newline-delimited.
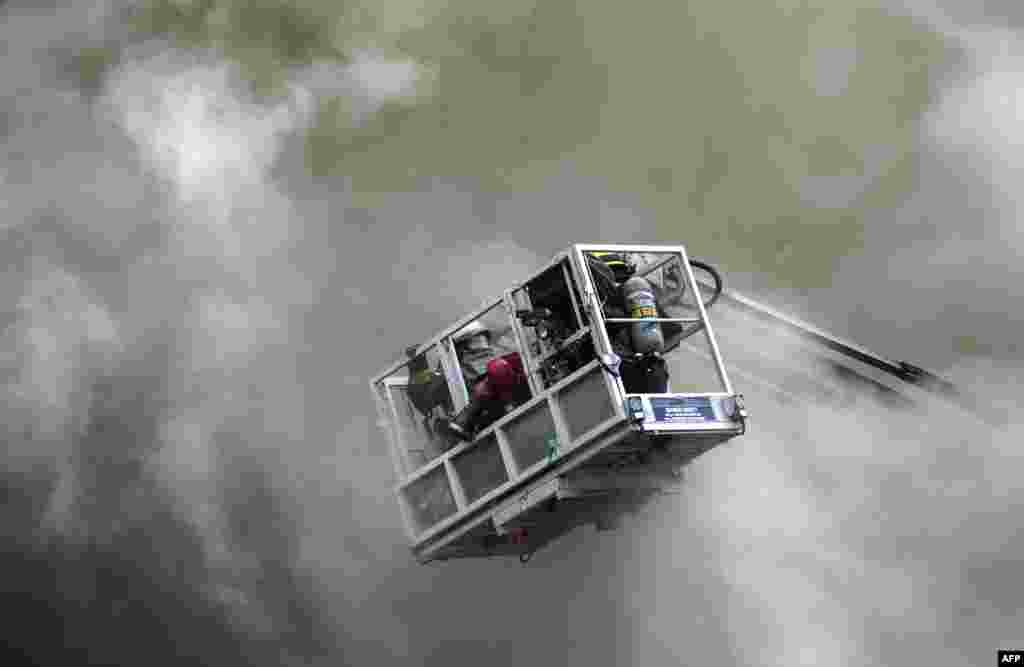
[656, 258, 723, 341]
[687, 259, 723, 311]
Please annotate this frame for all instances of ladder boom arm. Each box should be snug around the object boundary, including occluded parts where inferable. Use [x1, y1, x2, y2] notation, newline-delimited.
[708, 287, 1001, 426]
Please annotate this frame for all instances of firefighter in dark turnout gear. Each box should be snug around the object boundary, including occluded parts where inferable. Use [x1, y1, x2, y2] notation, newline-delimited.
[586, 252, 671, 394]
[405, 346, 454, 441]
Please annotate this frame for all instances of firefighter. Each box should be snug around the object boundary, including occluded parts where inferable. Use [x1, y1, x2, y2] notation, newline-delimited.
[404, 320, 513, 446]
[586, 252, 671, 394]
[439, 320, 530, 444]
[404, 346, 453, 441]
[444, 352, 530, 443]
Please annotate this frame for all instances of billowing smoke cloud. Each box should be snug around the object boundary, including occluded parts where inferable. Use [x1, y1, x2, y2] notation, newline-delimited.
[96, 39, 442, 662]
[798, 0, 1024, 366]
[6, 1, 1024, 667]
[625, 77, 1024, 659]
[0, 2, 560, 661]
[0, 2, 443, 664]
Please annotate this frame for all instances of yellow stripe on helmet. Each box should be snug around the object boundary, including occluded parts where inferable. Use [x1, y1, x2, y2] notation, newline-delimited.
[590, 251, 627, 266]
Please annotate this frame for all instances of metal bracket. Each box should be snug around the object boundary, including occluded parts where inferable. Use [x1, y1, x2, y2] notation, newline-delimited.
[733, 394, 748, 419]
[625, 396, 646, 424]
[599, 352, 621, 378]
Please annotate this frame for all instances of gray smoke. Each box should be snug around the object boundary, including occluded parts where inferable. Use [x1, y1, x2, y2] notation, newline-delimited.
[0, 2, 443, 664]
[600, 4, 1024, 664]
[3, 1, 1024, 667]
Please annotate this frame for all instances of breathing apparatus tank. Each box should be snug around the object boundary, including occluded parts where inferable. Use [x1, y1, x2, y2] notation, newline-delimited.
[621, 276, 664, 354]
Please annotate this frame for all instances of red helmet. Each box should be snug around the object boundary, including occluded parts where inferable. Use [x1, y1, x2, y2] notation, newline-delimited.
[486, 354, 524, 395]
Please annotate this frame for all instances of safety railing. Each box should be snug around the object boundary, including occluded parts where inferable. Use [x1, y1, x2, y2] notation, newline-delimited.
[390, 357, 625, 543]
[569, 244, 735, 396]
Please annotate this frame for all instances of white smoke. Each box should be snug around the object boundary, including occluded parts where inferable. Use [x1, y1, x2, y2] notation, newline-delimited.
[30, 40, 440, 638]
[4, 268, 118, 436]
[10, 2, 1024, 665]
[3, 260, 123, 541]
[866, 3, 1024, 335]
[657, 302, 1024, 667]
[606, 11, 1024, 657]
[920, 23, 1024, 250]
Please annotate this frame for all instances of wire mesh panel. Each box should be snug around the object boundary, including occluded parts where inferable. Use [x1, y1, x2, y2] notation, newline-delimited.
[558, 368, 616, 442]
[451, 434, 509, 504]
[503, 401, 559, 471]
[401, 466, 457, 534]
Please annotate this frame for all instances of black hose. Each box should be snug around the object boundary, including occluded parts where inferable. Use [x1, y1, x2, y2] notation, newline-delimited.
[661, 259, 723, 342]
[688, 259, 723, 311]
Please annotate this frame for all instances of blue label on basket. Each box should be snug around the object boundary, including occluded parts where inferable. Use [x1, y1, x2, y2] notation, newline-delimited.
[649, 397, 716, 423]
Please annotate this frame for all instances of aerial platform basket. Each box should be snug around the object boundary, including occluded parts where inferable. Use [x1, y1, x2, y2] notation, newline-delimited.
[370, 244, 748, 563]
